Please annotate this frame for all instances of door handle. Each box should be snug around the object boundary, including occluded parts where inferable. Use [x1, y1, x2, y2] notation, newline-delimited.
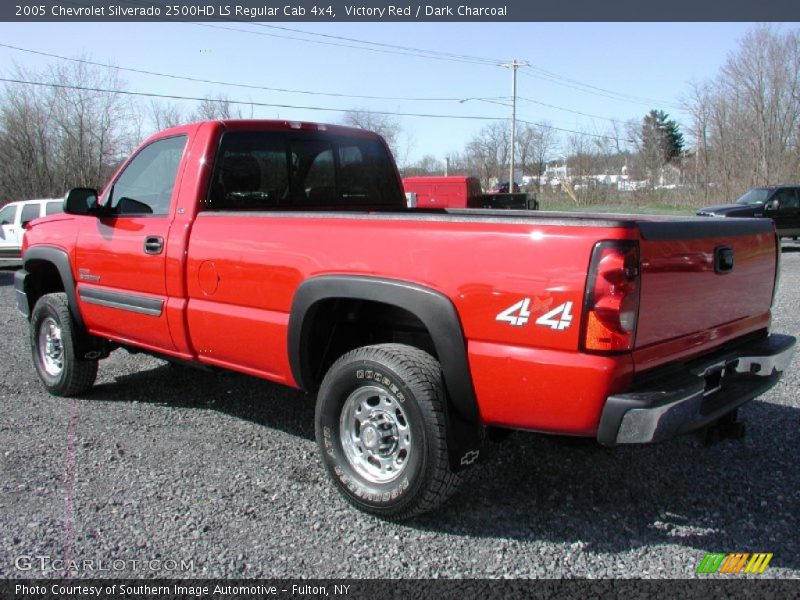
[143, 235, 164, 255]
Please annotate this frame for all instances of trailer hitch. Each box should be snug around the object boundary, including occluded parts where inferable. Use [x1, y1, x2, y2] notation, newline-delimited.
[699, 409, 746, 446]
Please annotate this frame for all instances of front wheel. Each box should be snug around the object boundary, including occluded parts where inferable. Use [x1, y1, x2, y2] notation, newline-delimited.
[315, 344, 461, 519]
[30, 293, 98, 397]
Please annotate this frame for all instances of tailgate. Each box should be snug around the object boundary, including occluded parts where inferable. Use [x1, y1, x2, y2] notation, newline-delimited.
[633, 218, 777, 372]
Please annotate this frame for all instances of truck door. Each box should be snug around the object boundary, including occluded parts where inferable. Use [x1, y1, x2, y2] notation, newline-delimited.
[74, 135, 188, 351]
[0, 203, 20, 257]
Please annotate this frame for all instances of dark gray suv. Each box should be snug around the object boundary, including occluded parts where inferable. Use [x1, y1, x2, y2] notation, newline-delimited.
[697, 185, 800, 239]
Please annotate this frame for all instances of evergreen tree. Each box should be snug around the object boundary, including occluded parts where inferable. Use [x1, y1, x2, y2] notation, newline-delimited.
[640, 109, 685, 183]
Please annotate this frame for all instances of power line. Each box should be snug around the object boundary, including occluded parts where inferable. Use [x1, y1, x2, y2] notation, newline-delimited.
[517, 96, 630, 125]
[526, 64, 672, 105]
[104, 0, 505, 65]
[0, 42, 636, 135]
[520, 68, 684, 111]
[251, 22, 505, 65]
[58, 0, 684, 113]
[0, 76, 505, 120]
[188, 21, 501, 67]
[191, 21, 684, 116]
[215, 18, 682, 112]
[0, 76, 635, 142]
[0, 42, 642, 132]
[192, 17, 676, 111]
[113, 0, 507, 65]
[517, 119, 634, 143]
[0, 42, 506, 103]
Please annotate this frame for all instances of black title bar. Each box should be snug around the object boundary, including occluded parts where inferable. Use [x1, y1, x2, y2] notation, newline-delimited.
[2, 0, 800, 22]
[2, 579, 800, 600]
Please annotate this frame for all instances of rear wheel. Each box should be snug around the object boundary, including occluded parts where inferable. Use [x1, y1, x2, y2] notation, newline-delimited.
[315, 344, 460, 519]
[30, 293, 98, 397]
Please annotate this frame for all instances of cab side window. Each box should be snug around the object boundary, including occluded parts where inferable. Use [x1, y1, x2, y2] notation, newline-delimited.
[107, 135, 187, 216]
[20, 203, 40, 227]
[773, 188, 798, 211]
[0, 204, 17, 225]
[45, 201, 63, 216]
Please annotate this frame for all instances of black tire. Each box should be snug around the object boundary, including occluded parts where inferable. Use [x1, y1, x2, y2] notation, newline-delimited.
[30, 292, 98, 397]
[315, 343, 460, 519]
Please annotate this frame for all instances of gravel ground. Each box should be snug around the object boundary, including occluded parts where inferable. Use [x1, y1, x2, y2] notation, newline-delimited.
[1, 244, 799, 580]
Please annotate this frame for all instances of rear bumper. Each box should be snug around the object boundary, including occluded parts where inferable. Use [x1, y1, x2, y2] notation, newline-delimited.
[597, 333, 795, 445]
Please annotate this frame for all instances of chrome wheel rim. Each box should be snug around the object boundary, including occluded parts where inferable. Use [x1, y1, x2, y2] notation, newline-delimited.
[38, 316, 64, 377]
[339, 385, 411, 484]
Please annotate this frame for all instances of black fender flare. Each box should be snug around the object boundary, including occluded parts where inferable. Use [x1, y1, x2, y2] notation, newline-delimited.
[288, 275, 478, 422]
[288, 275, 483, 470]
[21, 245, 84, 330]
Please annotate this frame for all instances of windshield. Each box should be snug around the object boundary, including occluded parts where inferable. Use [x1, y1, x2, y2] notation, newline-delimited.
[736, 188, 770, 205]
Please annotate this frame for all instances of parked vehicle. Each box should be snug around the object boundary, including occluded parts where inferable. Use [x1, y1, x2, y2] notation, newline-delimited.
[16, 120, 795, 519]
[0, 198, 63, 258]
[696, 185, 800, 239]
[403, 176, 537, 210]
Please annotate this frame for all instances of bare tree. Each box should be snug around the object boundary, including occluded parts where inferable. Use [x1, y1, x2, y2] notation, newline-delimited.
[722, 26, 800, 184]
[514, 123, 537, 181]
[149, 100, 186, 131]
[191, 94, 243, 121]
[529, 123, 558, 190]
[0, 59, 136, 201]
[403, 154, 444, 177]
[684, 81, 713, 201]
[465, 121, 510, 188]
[685, 25, 800, 201]
[0, 73, 57, 200]
[341, 109, 402, 159]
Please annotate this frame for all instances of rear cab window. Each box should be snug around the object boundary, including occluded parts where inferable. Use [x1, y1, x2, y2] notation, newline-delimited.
[205, 130, 403, 211]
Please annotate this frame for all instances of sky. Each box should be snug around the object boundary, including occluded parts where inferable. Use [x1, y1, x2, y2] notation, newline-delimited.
[0, 21, 795, 164]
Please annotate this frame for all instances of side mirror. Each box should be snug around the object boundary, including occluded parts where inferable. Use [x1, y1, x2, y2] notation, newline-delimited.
[764, 199, 780, 212]
[116, 197, 153, 215]
[64, 187, 99, 215]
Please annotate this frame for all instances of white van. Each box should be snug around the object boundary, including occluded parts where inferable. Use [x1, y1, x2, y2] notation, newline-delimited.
[0, 198, 63, 259]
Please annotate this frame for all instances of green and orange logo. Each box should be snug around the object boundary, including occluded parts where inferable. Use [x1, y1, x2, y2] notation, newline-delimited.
[696, 552, 773, 574]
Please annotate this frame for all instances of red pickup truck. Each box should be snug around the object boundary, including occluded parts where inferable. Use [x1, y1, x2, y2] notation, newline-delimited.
[15, 120, 795, 519]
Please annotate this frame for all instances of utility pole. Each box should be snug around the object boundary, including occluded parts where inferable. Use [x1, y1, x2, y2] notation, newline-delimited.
[502, 59, 528, 190]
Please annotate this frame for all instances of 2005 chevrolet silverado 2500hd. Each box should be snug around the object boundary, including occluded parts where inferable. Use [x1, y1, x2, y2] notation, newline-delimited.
[15, 120, 796, 518]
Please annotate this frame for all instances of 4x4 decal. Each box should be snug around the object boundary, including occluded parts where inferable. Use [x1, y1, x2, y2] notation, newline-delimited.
[535, 301, 574, 330]
[495, 298, 532, 326]
[496, 298, 574, 330]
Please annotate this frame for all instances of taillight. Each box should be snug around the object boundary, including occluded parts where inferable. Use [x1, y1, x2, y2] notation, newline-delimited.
[581, 240, 640, 353]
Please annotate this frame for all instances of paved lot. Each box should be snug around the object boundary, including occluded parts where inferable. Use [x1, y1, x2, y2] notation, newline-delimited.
[1, 243, 799, 579]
